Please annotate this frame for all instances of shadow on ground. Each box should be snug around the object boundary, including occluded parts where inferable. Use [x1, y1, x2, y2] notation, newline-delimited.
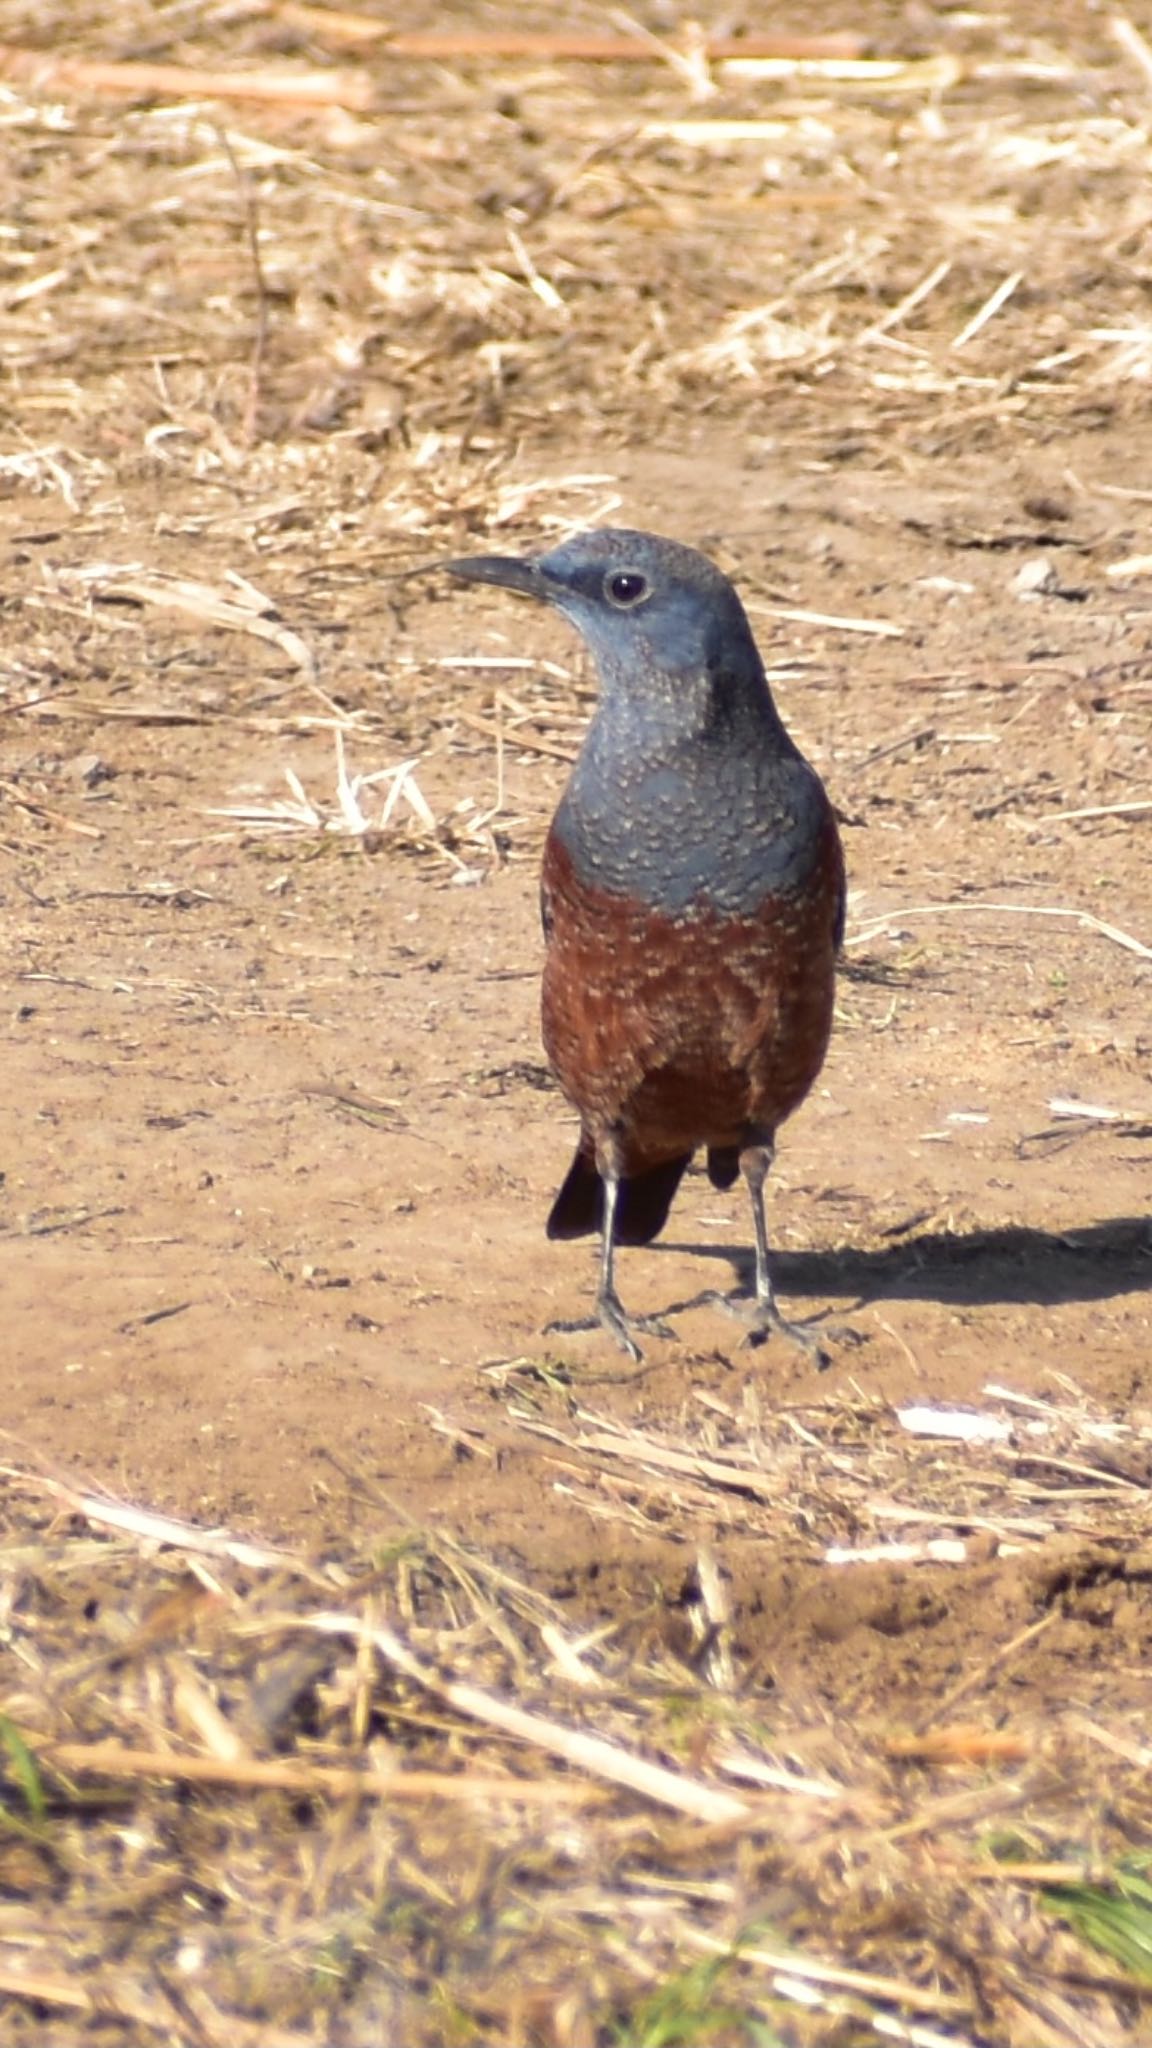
[660, 1215, 1152, 1309]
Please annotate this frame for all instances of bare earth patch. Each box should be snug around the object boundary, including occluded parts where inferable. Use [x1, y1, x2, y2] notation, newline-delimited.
[0, 4, 1150, 2041]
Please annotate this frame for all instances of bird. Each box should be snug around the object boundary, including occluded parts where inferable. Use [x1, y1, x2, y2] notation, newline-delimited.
[443, 528, 845, 1362]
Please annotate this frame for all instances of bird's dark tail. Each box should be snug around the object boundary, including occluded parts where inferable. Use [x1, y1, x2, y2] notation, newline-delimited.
[546, 1144, 692, 1247]
[706, 1145, 740, 1190]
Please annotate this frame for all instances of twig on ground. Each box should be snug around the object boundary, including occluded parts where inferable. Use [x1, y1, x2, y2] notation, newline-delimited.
[846, 901, 1152, 960]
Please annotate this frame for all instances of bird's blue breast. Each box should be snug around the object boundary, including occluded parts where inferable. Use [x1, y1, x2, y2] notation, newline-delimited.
[552, 722, 831, 919]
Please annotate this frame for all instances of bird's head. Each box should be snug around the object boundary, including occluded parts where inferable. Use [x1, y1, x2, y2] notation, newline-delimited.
[443, 527, 773, 740]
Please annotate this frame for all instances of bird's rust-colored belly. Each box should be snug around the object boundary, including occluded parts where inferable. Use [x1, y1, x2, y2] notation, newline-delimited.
[541, 820, 843, 1174]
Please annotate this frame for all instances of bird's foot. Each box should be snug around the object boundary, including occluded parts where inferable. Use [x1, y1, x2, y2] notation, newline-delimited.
[704, 1289, 832, 1367]
[546, 1292, 676, 1362]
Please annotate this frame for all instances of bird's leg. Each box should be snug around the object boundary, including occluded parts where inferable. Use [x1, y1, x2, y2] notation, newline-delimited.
[593, 1166, 677, 1357]
[546, 1156, 676, 1361]
[708, 1136, 829, 1364]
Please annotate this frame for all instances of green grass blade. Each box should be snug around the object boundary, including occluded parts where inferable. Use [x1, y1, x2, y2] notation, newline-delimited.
[0, 1713, 47, 1821]
[1043, 1861, 1152, 1985]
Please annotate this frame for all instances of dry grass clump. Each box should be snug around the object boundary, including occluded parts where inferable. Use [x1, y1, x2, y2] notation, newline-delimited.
[1, 1380, 1150, 2045]
[7, 1, 1152, 524]
[496, 1368, 1152, 1559]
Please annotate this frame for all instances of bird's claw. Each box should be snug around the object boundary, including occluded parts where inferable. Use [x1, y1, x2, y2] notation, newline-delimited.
[545, 1295, 676, 1361]
[703, 1288, 832, 1367]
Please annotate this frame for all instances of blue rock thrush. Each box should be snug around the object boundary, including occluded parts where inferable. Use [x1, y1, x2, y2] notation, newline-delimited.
[444, 528, 845, 1362]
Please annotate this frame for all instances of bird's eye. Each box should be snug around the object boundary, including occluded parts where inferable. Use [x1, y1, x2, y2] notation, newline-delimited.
[605, 569, 650, 608]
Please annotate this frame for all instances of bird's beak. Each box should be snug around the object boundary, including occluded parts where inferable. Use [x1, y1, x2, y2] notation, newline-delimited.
[441, 553, 546, 601]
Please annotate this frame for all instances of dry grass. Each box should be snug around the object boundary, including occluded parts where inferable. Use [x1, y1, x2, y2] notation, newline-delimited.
[4, 4, 1152, 524]
[1, 1378, 1151, 2046]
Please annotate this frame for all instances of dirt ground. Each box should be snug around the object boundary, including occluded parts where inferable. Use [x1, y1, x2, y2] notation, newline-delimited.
[1, 4, 1151, 2034]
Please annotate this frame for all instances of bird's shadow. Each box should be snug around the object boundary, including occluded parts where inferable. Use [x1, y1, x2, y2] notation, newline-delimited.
[656, 1215, 1152, 1311]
